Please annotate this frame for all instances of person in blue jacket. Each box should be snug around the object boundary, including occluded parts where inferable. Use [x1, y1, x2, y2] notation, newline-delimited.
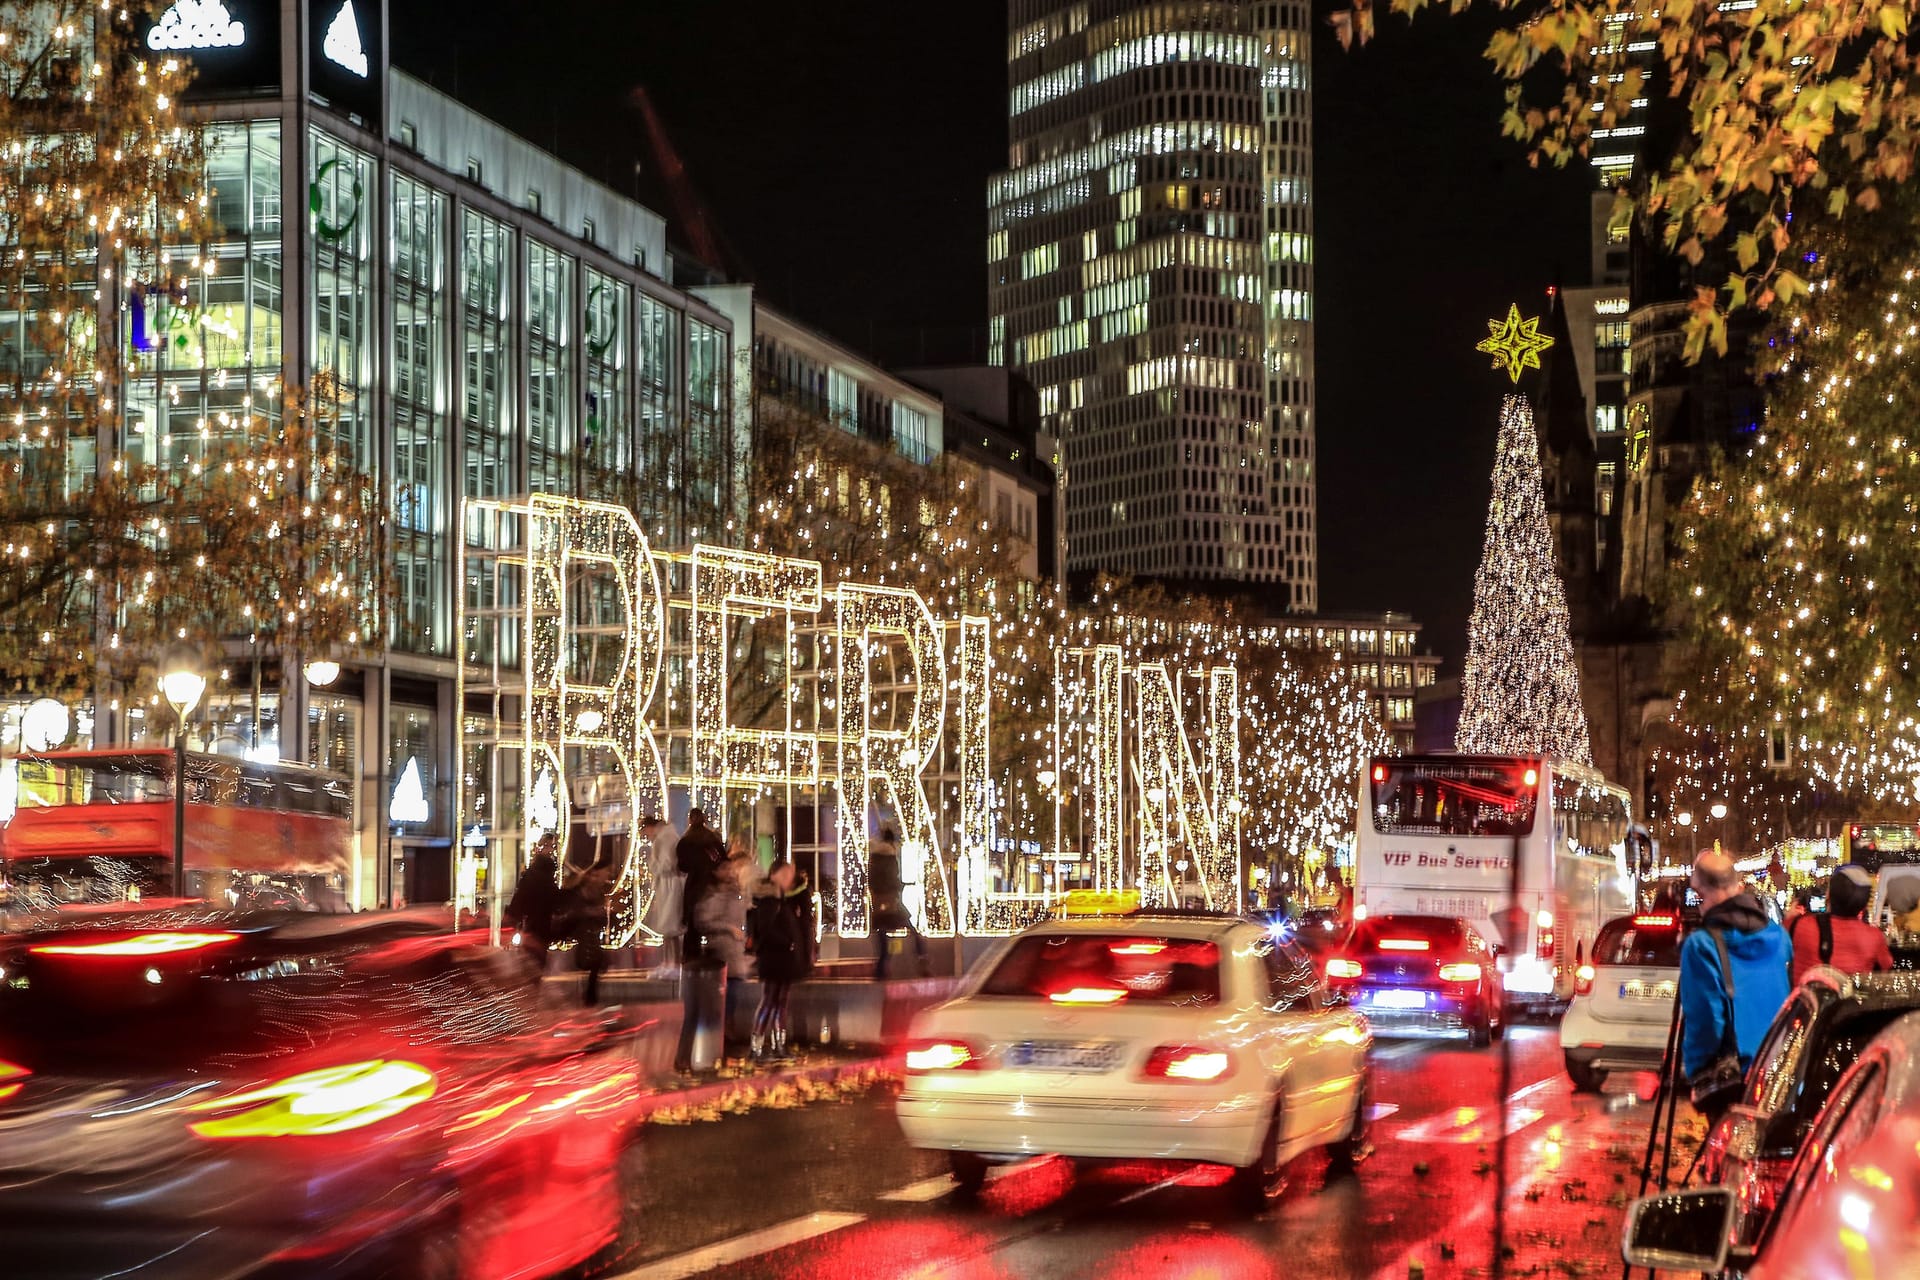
[1679, 850, 1792, 1106]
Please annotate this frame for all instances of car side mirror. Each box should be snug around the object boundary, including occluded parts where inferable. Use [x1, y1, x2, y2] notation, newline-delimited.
[1491, 944, 1507, 959]
[1621, 1189, 1734, 1273]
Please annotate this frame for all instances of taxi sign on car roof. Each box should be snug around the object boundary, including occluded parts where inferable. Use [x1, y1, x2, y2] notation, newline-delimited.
[1056, 889, 1142, 918]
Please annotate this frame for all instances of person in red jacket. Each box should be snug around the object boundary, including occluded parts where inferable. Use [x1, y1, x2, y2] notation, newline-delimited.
[1789, 864, 1894, 984]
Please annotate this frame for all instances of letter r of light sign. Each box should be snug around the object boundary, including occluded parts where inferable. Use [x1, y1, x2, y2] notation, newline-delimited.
[835, 584, 954, 938]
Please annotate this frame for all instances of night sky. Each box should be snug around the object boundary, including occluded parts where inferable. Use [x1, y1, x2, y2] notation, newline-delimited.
[390, 2, 1591, 673]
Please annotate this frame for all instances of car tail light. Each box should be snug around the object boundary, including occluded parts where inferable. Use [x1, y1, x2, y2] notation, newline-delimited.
[187, 1059, 437, 1139]
[1574, 964, 1596, 996]
[0, 1058, 27, 1103]
[1353, 903, 1368, 921]
[1048, 985, 1128, 1006]
[1536, 912, 1556, 961]
[1325, 958, 1363, 979]
[1632, 915, 1675, 928]
[1752, 1156, 1794, 1212]
[30, 931, 239, 957]
[1142, 1045, 1233, 1082]
[1438, 962, 1483, 983]
[1109, 942, 1165, 956]
[902, 1039, 982, 1073]
[1379, 939, 1431, 952]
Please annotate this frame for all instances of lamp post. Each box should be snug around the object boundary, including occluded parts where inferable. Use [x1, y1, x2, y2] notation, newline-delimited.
[159, 652, 206, 898]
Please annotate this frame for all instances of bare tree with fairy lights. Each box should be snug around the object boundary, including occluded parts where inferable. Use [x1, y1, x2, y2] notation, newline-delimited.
[0, 5, 387, 699]
[1455, 394, 1593, 763]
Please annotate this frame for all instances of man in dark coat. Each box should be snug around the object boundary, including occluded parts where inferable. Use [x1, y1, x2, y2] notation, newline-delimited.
[503, 835, 562, 969]
[675, 808, 726, 950]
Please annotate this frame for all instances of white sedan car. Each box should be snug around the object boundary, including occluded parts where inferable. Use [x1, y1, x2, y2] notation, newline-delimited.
[895, 913, 1373, 1209]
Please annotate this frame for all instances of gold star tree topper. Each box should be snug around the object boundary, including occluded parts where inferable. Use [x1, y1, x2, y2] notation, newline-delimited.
[1476, 303, 1555, 383]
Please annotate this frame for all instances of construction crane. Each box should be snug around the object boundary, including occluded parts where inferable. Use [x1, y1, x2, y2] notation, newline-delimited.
[628, 86, 743, 278]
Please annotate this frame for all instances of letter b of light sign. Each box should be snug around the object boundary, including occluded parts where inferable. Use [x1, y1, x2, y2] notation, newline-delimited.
[522, 496, 669, 947]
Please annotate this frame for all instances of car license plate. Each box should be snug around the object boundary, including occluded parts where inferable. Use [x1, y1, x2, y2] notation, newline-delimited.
[1006, 1041, 1121, 1071]
[1620, 980, 1676, 1001]
[1370, 990, 1428, 1010]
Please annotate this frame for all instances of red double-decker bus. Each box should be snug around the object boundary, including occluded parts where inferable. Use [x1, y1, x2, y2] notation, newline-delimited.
[0, 747, 354, 914]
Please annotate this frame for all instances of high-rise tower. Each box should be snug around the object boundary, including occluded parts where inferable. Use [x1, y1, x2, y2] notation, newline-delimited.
[988, 2, 1317, 607]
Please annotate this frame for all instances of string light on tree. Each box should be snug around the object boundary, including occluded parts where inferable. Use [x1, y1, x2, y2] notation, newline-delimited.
[1455, 395, 1593, 763]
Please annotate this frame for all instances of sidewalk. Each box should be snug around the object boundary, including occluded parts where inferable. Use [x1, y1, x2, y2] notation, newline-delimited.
[532, 971, 899, 1124]
[637, 1051, 897, 1125]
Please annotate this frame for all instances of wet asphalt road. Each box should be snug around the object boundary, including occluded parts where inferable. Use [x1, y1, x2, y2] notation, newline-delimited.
[589, 1025, 1672, 1280]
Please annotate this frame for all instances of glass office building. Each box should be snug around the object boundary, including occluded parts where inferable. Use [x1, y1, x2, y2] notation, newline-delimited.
[79, 1, 744, 904]
[989, 1, 1318, 607]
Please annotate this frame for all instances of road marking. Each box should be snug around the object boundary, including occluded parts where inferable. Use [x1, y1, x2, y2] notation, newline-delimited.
[878, 1156, 1053, 1203]
[609, 1212, 865, 1280]
[879, 1175, 959, 1202]
[1372, 1041, 1429, 1062]
[1395, 1076, 1556, 1144]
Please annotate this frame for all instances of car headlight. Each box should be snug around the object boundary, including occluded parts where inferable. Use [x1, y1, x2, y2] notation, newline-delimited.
[188, 1059, 437, 1139]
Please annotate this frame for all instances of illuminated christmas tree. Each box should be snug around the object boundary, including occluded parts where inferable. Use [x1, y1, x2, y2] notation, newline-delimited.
[1455, 394, 1593, 763]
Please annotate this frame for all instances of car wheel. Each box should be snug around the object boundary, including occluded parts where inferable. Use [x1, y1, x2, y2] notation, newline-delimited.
[1565, 1056, 1607, 1093]
[948, 1151, 990, 1197]
[1490, 994, 1508, 1042]
[1325, 1070, 1373, 1173]
[1468, 1007, 1494, 1048]
[1229, 1104, 1288, 1211]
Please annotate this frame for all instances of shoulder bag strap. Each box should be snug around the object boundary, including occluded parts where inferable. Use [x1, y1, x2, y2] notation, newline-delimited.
[1706, 926, 1741, 1055]
[1816, 912, 1834, 964]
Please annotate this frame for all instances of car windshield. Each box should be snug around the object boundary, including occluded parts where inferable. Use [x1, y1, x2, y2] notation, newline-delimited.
[1593, 917, 1683, 968]
[1353, 916, 1466, 952]
[979, 932, 1221, 1005]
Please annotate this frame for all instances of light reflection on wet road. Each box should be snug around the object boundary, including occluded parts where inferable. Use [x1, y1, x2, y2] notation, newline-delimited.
[595, 1026, 1661, 1280]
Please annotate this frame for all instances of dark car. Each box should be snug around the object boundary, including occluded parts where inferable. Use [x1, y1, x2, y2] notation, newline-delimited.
[1290, 907, 1353, 960]
[1324, 914, 1507, 1046]
[0, 906, 646, 1279]
[1623, 1009, 1920, 1279]
[1704, 968, 1920, 1248]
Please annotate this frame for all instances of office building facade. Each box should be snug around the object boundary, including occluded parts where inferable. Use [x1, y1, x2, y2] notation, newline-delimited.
[4, 0, 746, 906]
[988, 0, 1318, 606]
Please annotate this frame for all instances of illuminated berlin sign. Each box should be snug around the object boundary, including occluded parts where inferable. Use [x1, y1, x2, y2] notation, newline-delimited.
[147, 0, 246, 51]
[458, 495, 1245, 941]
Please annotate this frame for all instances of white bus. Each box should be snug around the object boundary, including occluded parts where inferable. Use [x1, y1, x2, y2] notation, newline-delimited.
[1354, 754, 1636, 1008]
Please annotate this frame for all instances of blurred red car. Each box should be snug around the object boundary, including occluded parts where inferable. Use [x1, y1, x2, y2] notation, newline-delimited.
[0, 907, 645, 1279]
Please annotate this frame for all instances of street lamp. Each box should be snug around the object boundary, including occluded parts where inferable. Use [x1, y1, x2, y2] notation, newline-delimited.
[159, 649, 205, 898]
[302, 659, 340, 688]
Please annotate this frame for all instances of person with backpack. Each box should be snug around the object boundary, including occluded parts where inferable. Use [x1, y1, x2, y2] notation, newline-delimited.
[1679, 851, 1792, 1119]
[1788, 864, 1894, 984]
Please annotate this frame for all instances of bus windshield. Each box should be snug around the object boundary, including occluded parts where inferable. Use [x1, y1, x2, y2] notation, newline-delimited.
[13, 753, 174, 807]
[1846, 823, 1920, 872]
[1370, 760, 1539, 837]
